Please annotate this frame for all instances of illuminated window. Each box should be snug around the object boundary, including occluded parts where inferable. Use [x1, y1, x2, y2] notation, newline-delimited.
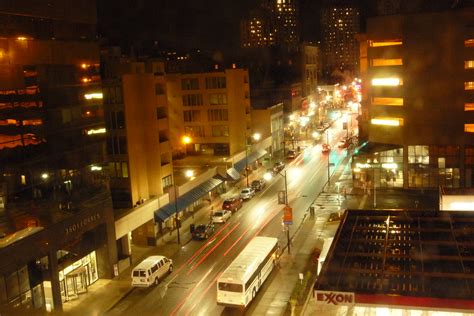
[465, 82, 474, 90]
[372, 97, 403, 106]
[84, 93, 103, 100]
[371, 117, 404, 126]
[465, 61, 474, 69]
[465, 103, 474, 111]
[369, 40, 402, 47]
[465, 124, 474, 132]
[465, 39, 474, 47]
[371, 78, 403, 86]
[371, 58, 403, 67]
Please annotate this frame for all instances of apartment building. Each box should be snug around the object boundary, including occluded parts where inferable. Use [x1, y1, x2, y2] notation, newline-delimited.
[356, 7, 474, 190]
[167, 68, 251, 157]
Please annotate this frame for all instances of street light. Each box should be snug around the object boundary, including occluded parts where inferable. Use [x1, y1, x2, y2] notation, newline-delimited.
[245, 132, 262, 187]
[182, 135, 192, 156]
[264, 170, 291, 254]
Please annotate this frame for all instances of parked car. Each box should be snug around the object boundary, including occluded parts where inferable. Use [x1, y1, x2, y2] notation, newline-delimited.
[337, 138, 350, 148]
[286, 150, 297, 160]
[273, 161, 285, 173]
[211, 209, 232, 223]
[131, 256, 173, 287]
[222, 197, 243, 212]
[321, 143, 331, 153]
[251, 179, 266, 192]
[240, 187, 256, 200]
[328, 212, 342, 222]
[191, 223, 215, 240]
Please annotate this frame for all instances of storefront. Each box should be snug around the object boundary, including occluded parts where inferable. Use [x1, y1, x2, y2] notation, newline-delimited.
[0, 205, 117, 313]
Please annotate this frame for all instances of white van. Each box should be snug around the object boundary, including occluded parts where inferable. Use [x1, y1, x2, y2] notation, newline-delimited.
[131, 255, 173, 287]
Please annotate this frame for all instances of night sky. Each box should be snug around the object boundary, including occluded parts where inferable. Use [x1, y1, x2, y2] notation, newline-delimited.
[97, 0, 322, 55]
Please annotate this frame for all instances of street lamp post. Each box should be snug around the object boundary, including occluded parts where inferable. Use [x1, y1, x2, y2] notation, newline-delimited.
[327, 130, 331, 188]
[373, 167, 376, 208]
[245, 133, 261, 188]
[283, 170, 291, 254]
[173, 185, 181, 244]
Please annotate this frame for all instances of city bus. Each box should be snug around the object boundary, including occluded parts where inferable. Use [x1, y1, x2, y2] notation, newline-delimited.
[217, 236, 279, 308]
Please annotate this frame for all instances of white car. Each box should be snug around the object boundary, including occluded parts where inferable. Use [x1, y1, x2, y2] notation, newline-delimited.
[212, 210, 232, 223]
[240, 187, 255, 200]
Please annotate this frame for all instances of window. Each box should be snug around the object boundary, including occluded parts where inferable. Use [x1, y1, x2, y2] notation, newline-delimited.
[156, 107, 167, 119]
[465, 124, 474, 132]
[185, 126, 204, 137]
[372, 97, 403, 106]
[465, 82, 474, 90]
[371, 78, 403, 86]
[155, 83, 164, 95]
[205, 77, 226, 89]
[106, 136, 128, 155]
[371, 117, 404, 126]
[108, 161, 129, 178]
[162, 175, 172, 189]
[208, 109, 228, 121]
[183, 94, 203, 106]
[371, 58, 403, 67]
[212, 125, 229, 137]
[183, 110, 200, 122]
[181, 78, 199, 90]
[209, 93, 227, 105]
[369, 39, 402, 47]
[465, 39, 474, 48]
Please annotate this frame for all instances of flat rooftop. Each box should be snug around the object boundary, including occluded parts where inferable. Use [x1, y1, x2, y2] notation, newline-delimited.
[315, 209, 474, 310]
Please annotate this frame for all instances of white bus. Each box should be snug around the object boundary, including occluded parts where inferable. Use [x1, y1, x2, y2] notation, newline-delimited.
[217, 236, 279, 308]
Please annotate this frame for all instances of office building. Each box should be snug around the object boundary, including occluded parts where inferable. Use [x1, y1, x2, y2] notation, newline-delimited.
[355, 7, 474, 190]
[0, 0, 117, 312]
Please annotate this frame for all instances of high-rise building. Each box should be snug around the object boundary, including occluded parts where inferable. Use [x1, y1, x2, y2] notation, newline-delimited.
[0, 0, 117, 312]
[321, 2, 360, 79]
[356, 7, 474, 190]
[240, 0, 299, 49]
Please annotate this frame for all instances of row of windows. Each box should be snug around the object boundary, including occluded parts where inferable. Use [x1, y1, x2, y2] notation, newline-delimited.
[109, 161, 129, 178]
[184, 109, 229, 122]
[106, 136, 127, 155]
[182, 93, 228, 106]
[184, 125, 229, 137]
[181, 77, 227, 90]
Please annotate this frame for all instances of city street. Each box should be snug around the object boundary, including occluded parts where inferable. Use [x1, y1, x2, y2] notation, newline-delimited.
[105, 122, 350, 316]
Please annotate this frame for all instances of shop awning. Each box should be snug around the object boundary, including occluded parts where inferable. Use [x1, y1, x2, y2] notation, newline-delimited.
[154, 177, 223, 222]
[226, 168, 241, 181]
[233, 149, 267, 173]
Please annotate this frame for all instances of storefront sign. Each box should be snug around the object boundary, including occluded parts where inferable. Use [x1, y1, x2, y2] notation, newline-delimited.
[65, 212, 101, 235]
[315, 291, 355, 305]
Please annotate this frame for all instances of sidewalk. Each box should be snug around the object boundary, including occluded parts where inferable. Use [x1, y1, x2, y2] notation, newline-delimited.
[59, 161, 270, 316]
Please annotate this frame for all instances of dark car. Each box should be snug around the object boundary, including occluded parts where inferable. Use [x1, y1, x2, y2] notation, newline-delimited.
[192, 223, 215, 240]
[251, 179, 266, 192]
[286, 150, 297, 160]
[273, 161, 285, 173]
[222, 197, 243, 212]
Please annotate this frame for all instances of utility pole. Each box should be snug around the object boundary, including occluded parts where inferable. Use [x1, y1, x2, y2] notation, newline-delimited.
[284, 170, 290, 254]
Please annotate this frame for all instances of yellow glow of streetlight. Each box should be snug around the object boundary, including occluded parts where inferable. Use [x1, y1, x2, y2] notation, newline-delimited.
[185, 170, 194, 178]
[252, 133, 261, 141]
[263, 172, 273, 181]
[182, 135, 192, 144]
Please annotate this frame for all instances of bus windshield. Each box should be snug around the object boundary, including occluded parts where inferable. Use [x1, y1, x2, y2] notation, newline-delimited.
[218, 282, 243, 292]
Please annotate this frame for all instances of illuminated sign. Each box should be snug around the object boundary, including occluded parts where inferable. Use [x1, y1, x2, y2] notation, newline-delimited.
[315, 291, 355, 305]
[65, 212, 101, 235]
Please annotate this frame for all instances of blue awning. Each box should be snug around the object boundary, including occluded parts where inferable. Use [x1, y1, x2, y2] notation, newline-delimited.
[226, 167, 241, 181]
[155, 177, 223, 222]
[234, 149, 267, 173]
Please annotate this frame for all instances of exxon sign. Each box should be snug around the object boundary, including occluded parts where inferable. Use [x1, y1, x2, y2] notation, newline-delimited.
[315, 291, 355, 306]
